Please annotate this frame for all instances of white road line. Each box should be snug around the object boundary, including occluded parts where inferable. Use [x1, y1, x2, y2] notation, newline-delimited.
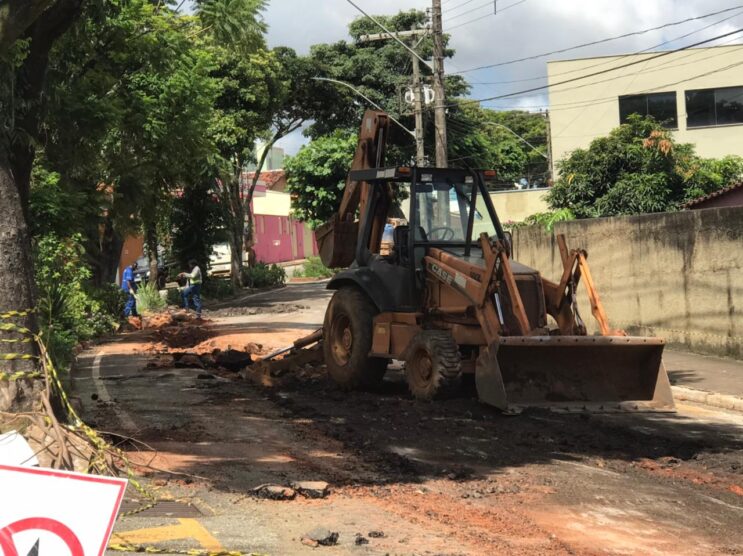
[92, 351, 139, 432]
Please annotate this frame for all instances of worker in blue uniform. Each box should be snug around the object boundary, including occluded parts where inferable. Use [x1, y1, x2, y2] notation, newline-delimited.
[121, 261, 139, 317]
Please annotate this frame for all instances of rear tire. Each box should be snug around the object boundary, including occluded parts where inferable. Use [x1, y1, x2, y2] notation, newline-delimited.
[404, 331, 462, 400]
[323, 287, 388, 390]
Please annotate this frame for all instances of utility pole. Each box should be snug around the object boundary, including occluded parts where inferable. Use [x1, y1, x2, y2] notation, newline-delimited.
[357, 28, 429, 166]
[545, 110, 554, 185]
[411, 54, 425, 166]
[431, 0, 448, 168]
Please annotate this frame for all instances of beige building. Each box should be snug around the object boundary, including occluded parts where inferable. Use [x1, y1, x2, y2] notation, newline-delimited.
[490, 189, 550, 223]
[547, 44, 743, 168]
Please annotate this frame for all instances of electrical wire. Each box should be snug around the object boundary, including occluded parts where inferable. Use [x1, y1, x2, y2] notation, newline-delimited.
[450, 4, 743, 74]
[446, 0, 527, 31]
[449, 27, 743, 106]
[478, 56, 743, 113]
[467, 9, 743, 86]
[443, 0, 479, 15]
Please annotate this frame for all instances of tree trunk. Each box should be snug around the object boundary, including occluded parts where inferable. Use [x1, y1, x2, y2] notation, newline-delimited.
[144, 222, 159, 287]
[88, 216, 124, 287]
[0, 156, 40, 412]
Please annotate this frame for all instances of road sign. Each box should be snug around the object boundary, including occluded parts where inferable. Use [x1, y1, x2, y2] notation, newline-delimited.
[0, 464, 127, 556]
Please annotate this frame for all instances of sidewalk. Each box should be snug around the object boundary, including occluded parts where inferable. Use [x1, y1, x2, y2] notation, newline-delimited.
[664, 349, 743, 411]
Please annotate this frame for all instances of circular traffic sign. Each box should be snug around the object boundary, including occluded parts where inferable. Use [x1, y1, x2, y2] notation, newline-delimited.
[0, 517, 83, 556]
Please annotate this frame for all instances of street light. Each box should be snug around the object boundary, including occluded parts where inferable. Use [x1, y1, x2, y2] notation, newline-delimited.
[312, 77, 416, 140]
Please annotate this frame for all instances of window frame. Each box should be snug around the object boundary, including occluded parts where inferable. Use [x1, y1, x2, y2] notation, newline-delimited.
[685, 85, 743, 129]
[618, 91, 679, 129]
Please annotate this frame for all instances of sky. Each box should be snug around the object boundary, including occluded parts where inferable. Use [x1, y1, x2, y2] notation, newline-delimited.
[197, 0, 743, 153]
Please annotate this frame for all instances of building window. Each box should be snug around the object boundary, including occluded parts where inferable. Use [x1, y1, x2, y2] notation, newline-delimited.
[686, 86, 743, 128]
[618, 92, 678, 128]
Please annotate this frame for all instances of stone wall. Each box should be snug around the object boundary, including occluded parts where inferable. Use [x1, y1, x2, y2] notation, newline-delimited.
[512, 207, 743, 359]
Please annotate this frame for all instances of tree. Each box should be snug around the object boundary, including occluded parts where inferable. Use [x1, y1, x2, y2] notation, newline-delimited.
[208, 47, 279, 286]
[40, 0, 218, 285]
[0, 0, 83, 391]
[170, 175, 226, 272]
[243, 48, 329, 264]
[548, 115, 743, 218]
[285, 130, 359, 228]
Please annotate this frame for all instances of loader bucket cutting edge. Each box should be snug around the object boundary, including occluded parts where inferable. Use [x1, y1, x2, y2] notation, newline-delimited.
[476, 336, 675, 413]
[316, 216, 359, 269]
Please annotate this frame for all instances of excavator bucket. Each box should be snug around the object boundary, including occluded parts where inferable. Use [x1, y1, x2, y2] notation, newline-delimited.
[316, 215, 358, 269]
[476, 336, 674, 413]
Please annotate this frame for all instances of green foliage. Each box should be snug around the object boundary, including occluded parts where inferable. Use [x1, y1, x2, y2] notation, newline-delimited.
[293, 257, 337, 279]
[40, 0, 222, 284]
[505, 208, 576, 233]
[201, 278, 235, 300]
[548, 115, 743, 218]
[135, 282, 167, 314]
[193, 0, 267, 52]
[285, 130, 358, 227]
[34, 235, 123, 367]
[170, 179, 226, 271]
[166, 287, 182, 307]
[242, 263, 286, 289]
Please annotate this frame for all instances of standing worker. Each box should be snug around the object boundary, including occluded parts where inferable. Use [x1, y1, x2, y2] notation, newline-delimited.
[121, 261, 139, 318]
[179, 259, 203, 319]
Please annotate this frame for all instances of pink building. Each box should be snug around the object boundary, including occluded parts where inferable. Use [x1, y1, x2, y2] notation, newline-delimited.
[244, 172, 318, 264]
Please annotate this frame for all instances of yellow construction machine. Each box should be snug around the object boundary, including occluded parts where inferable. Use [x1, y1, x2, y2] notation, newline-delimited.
[286, 110, 674, 413]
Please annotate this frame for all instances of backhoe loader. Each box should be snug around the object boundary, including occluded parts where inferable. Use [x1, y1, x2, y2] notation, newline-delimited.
[289, 110, 674, 413]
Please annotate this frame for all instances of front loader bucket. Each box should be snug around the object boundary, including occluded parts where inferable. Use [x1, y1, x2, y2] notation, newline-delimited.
[316, 215, 359, 269]
[476, 336, 674, 413]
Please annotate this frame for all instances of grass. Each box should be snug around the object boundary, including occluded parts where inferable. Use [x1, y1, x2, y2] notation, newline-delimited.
[293, 256, 337, 279]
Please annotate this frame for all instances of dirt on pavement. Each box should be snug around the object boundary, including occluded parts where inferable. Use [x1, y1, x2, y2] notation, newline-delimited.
[73, 290, 743, 556]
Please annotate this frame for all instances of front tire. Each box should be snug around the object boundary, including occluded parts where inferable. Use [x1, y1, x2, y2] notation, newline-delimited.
[323, 287, 387, 390]
[405, 331, 462, 400]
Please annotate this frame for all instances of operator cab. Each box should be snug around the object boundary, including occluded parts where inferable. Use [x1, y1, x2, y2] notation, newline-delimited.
[337, 166, 508, 312]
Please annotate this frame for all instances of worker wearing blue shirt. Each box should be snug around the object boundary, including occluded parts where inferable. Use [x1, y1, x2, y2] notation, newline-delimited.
[121, 262, 139, 317]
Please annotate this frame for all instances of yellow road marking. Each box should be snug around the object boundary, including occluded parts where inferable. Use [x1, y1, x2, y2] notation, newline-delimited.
[113, 518, 222, 551]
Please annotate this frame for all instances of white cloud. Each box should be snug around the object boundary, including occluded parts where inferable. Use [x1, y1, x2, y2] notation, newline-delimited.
[260, 0, 743, 110]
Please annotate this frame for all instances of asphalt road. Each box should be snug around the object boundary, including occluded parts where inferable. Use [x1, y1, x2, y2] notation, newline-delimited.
[71, 282, 743, 555]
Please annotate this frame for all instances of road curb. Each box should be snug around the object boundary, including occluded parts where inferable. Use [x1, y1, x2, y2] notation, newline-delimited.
[672, 385, 743, 412]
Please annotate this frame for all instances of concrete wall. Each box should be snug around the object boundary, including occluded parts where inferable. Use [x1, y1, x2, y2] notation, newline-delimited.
[548, 45, 743, 169]
[490, 189, 550, 223]
[512, 207, 743, 359]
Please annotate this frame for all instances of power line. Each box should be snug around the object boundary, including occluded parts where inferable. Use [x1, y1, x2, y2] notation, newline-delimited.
[451, 4, 743, 74]
[477, 56, 743, 113]
[446, 0, 526, 31]
[343, 0, 433, 70]
[443, 0, 479, 15]
[468, 9, 743, 86]
[445, 0, 498, 21]
[450, 27, 743, 106]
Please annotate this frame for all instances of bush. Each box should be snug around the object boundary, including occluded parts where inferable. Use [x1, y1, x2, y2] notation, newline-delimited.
[166, 287, 182, 307]
[34, 234, 124, 368]
[135, 282, 167, 314]
[242, 262, 286, 289]
[201, 278, 235, 300]
[293, 256, 337, 279]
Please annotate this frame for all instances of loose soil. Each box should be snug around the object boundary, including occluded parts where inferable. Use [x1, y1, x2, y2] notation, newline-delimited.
[76, 313, 743, 555]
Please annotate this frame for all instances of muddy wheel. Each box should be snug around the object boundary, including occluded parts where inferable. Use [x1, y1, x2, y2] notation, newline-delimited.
[404, 331, 462, 400]
[323, 287, 388, 390]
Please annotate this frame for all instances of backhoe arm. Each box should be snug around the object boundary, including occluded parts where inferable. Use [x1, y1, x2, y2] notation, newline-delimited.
[315, 110, 390, 268]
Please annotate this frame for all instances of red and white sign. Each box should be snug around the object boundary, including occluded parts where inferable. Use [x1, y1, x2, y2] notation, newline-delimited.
[0, 464, 127, 556]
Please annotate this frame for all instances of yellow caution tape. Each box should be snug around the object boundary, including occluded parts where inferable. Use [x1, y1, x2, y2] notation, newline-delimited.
[0, 370, 44, 381]
[1, 353, 37, 361]
[0, 337, 33, 343]
[0, 323, 33, 335]
[0, 309, 36, 319]
[108, 544, 263, 556]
